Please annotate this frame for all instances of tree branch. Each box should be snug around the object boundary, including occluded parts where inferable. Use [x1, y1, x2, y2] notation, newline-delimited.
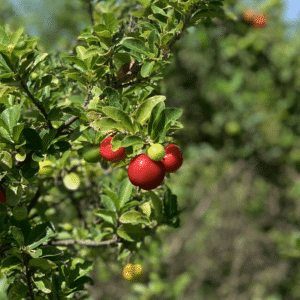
[55, 82, 92, 138]
[43, 234, 118, 247]
[22, 252, 35, 300]
[88, 0, 95, 26]
[17, 75, 53, 130]
[27, 186, 42, 216]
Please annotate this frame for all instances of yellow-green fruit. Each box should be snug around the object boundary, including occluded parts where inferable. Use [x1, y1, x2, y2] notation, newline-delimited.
[30, 72, 38, 80]
[132, 264, 143, 282]
[122, 263, 144, 282]
[225, 121, 241, 135]
[63, 173, 80, 190]
[122, 263, 134, 281]
[82, 146, 102, 163]
[38, 160, 53, 176]
[147, 143, 165, 161]
[13, 206, 28, 221]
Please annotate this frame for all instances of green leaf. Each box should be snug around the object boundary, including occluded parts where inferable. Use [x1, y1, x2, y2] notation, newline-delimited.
[0, 127, 13, 144]
[151, 5, 168, 17]
[62, 71, 87, 85]
[94, 209, 117, 225]
[34, 277, 52, 294]
[0, 116, 10, 132]
[40, 246, 63, 258]
[31, 53, 49, 71]
[149, 13, 168, 24]
[103, 13, 118, 33]
[141, 60, 155, 77]
[157, 107, 183, 142]
[0, 52, 15, 71]
[41, 129, 58, 152]
[136, 0, 151, 8]
[148, 102, 165, 136]
[0, 150, 13, 171]
[119, 201, 140, 215]
[26, 222, 56, 250]
[61, 55, 87, 71]
[119, 211, 150, 225]
[113, 53, 131, 71]
[68, 260, 94, 287]
[22, 128, 43, 151]
[133, 95, 166, 125]
[7, 281, 28, 300]
[148, 30, 159, 53]
[0, 255, 22, 274]
[151, 110, 166, 142]
[90, 117, 124, 133]
[37, 75, 58, 90]
[21, 163, 39, 179]
[12, 123, 25, 143]
[102, 106, 135, 133]
[102, 87, 121, 108]
[147, 190, 162, 218]
[0, 26, 10, 44]
[163, 188, 179, 220]
[119, 177, 134, 208]
[10, 27, 25, 46]
[69, 275, 94, 290]
[0, 105, 22, 134]
[28, 258, 57, 271]
[102, 190, 119, 211]
[122, 38, 149, 55]
[121, 135, 145, 147]
[10, 225, 25, 247]
[117, 224, 145, 242]
[76, 46, 87, 60]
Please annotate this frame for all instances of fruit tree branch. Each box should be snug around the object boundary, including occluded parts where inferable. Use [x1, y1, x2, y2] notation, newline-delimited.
[16, 74, 53, 130]
[55, 82, 92, 137]
[44, 234, 118, 247]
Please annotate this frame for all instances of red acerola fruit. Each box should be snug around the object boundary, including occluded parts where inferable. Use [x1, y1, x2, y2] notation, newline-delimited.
[252, 13, 267, 28]
[161, 144, 183, 173]
[128, 154, 165, 190]
[100, 136, 126, 162]
[0, 190, 6, 204]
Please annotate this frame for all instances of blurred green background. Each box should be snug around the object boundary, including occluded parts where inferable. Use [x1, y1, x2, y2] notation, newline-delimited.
[2, 0, 300, 299]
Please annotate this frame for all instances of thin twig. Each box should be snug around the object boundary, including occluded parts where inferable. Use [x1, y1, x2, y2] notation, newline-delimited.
[88, 0, 95, 26]
[43, 234, 118, 247]
[17, 75, 53, 130]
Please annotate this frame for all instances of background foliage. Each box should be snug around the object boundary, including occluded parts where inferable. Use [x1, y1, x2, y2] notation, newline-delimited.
[1, 0, 300, 299]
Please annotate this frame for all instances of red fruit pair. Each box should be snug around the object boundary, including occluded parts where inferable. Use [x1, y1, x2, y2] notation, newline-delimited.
[242, 8, 267, 28]
[128, 144, 183, 191]
[100, 136, 126, 162]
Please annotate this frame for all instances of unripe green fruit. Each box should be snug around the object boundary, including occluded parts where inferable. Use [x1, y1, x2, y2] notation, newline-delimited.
[13, 206, 28, 221]
[147, 143, 165, 161]
[30, 72, 38, 80]
[63, 172, 80, 190]
[82, 146, 102, 163]
[225, 121, 241, 135]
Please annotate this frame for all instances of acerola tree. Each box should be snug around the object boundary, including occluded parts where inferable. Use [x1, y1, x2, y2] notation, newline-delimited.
[0, 0, 226, 298]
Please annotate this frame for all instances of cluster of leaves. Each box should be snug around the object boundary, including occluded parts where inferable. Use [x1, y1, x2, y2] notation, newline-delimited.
[0, 0, 226, 298]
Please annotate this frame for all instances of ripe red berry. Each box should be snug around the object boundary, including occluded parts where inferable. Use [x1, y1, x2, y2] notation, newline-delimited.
[100, 136, 126, 162]
[0, 190, 6, 204]
[161, 144, 183, 173]
[252, 14, 267, 28]
[128, 154, 165, 190]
